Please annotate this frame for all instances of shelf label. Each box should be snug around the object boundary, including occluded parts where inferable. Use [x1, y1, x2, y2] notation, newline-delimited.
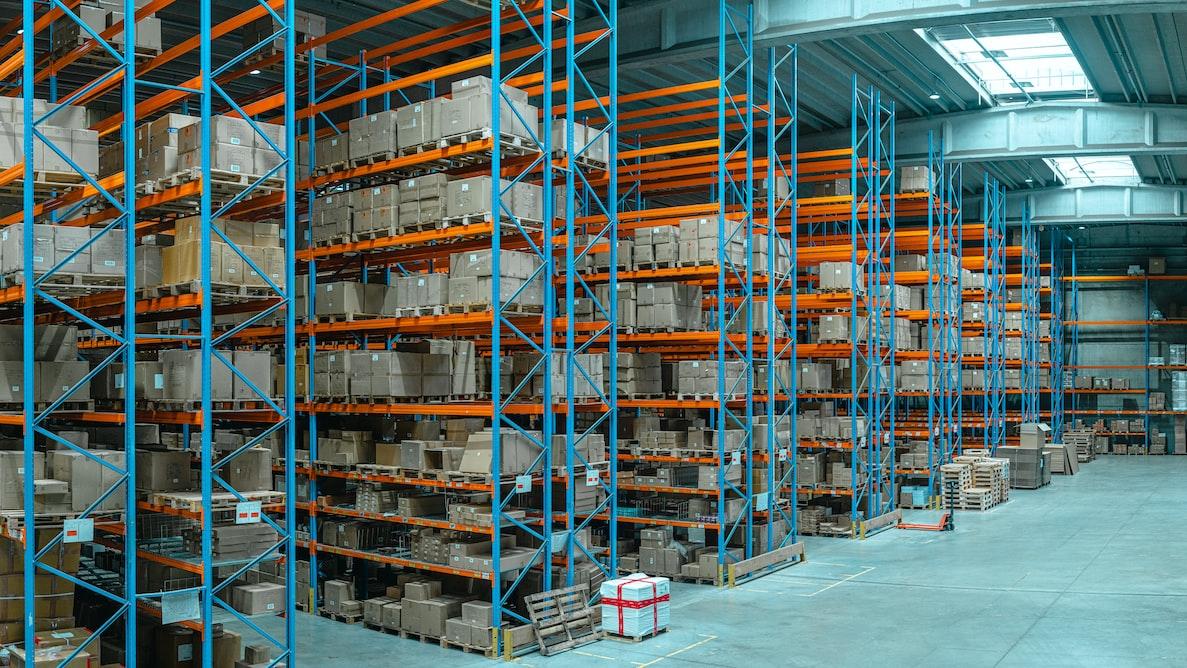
[778, 447, 789, 462]
[514, 475, 532, 494]
[729, 450, 741, 466]
[755, 492, 770, 511]
[161, 590, 200, 624]
[550, 531, 569, 553]
[236, 501, 262, 524]
[63, 518, 92, 543]
[585, 469, 600, 486]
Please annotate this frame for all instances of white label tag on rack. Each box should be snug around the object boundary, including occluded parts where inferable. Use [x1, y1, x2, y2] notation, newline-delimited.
[730, 450, 741, 466]
[550, 530, 568, 553]
[63, 518, 93, 543]
[778, 447, 789, 462]
[585, 469, 600, 486]
[755, 492, 770, 511]
[514, 475, 531, 494]
[161, 590, 200, 624]
[235, 501, 262, 524]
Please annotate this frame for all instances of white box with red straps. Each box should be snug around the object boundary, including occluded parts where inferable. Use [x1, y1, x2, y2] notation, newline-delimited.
[599, 573, 670, 638]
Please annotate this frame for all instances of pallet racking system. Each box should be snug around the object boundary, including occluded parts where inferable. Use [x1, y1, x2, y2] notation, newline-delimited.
[9, 0, 300, 665]
[609, 0, 803, 580]
[965, 175, 1008, 453]
[5, 2, 1079, 664]
[892, 134, 963, 497]
[795, 75, 898, 535]
[1062, 267, 1187, 454]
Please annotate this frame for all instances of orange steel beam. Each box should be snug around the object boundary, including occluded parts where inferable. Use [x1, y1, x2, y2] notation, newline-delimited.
[0, 173, 126, 228]
[34, 0, 177, 84]
[0, 0, 84, 79]
[1064, 275, 1187, 283]
[87, 1, 286, 136]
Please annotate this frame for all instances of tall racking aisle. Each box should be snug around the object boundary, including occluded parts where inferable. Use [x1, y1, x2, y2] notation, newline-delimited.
[6, 1, 299, 666]
[1062, 266, 1187, 456]
[609, 0, 803, 584]
[794, 75, 899, 537]
[891, 134, 964, 503]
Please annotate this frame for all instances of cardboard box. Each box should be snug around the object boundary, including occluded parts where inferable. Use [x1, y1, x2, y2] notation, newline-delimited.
[136, 450, 192, 491]
[232, 583, 286, 615]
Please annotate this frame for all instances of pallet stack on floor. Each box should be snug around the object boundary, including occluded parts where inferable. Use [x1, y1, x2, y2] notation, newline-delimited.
[940, 455, 1009, 510]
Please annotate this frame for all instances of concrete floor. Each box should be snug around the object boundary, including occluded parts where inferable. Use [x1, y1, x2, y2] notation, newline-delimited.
[285, 457, 1187, 667]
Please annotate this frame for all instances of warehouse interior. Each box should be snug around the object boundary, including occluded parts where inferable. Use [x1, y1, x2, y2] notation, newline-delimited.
[2, 0, 1185, 666]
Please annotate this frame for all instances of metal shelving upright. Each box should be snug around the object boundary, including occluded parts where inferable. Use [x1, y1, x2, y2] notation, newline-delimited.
[195, 4, 299, 663]
[1050, 230, 1066, 441]
[1019, 202, 1041, 425]
[19, 2, 140, 665]
[713, 0, 757, 573]
[11, 1, 300, 665]
[795, 75, 897, 536]
[560, 0, 619, 589]
[924, 134, 962, 484]
[980, 176, 1008, 451]
[851, 78, 896, 525]
[759, 42, 799, 556]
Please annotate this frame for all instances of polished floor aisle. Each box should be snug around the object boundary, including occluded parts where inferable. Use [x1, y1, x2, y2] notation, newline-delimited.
[291, 457, 1187, 667]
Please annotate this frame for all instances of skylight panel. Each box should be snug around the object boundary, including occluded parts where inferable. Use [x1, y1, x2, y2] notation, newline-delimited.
[1047, 157, 1139, 185]
[925, 19, 1092, 99]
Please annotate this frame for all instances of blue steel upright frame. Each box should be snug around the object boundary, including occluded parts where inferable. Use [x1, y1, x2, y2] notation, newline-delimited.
[762, 43, 798, 551]
[1020, 202, 1041, 425]
[982, 176, 1007, 451]
[848, 77, 896, 525]
[924, 132, 963, 486]
[197, 1, 298, 664]
[714, 0, 756, 568]
[561, 0, 618, 587]
[1050, 231, 1066, 441]
[21, 2, 140, 665]
[491, 0, 559, 639]
[1066, 243, 1080, 425]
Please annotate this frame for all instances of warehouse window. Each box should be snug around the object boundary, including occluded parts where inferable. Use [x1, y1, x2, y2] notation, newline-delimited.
[1047, 156, 1139, 184]
[924, 19, 1092, 100]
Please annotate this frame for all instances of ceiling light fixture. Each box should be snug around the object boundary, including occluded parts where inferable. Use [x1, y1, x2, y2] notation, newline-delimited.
[250, 69, 262, 75]
[1024, 177, 1034, 183]
[1078, 225, 1086, 230]
[17, 29, 23, 35]
[928, 93, 941, 100]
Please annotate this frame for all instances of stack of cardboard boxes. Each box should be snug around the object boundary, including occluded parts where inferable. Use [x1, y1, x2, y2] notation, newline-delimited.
[617, 352, 662, 397]
[636, 282, 702, 330]
[161, 217, 284, 290]
[0, 223, 126, 283]
[0, 325, 90, 406]
[51, 0, 163, 55]
[175, 115, 285, 181]
[448, 249, 543, 308]
[398, 174, 449, 232]
[674, 360, 745, 397]
[242, 8, 326, 57]
[0, 533, 82, 646]
[309, 341, 475, 402]
[0, 98, 98, 177]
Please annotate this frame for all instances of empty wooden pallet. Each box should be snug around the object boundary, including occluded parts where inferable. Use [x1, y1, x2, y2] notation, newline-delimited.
[525, 583, 602, 656]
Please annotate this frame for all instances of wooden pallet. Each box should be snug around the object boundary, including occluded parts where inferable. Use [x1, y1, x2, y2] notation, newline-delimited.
[144, 489, 285, 512]
[314, 312, 383, 323]
[439, 637, 495, 656]
[350, 151, 399, 168]
[525, 583, 602, 656]
[605, 626, 669, 643]
[318, 608, 362, 624]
